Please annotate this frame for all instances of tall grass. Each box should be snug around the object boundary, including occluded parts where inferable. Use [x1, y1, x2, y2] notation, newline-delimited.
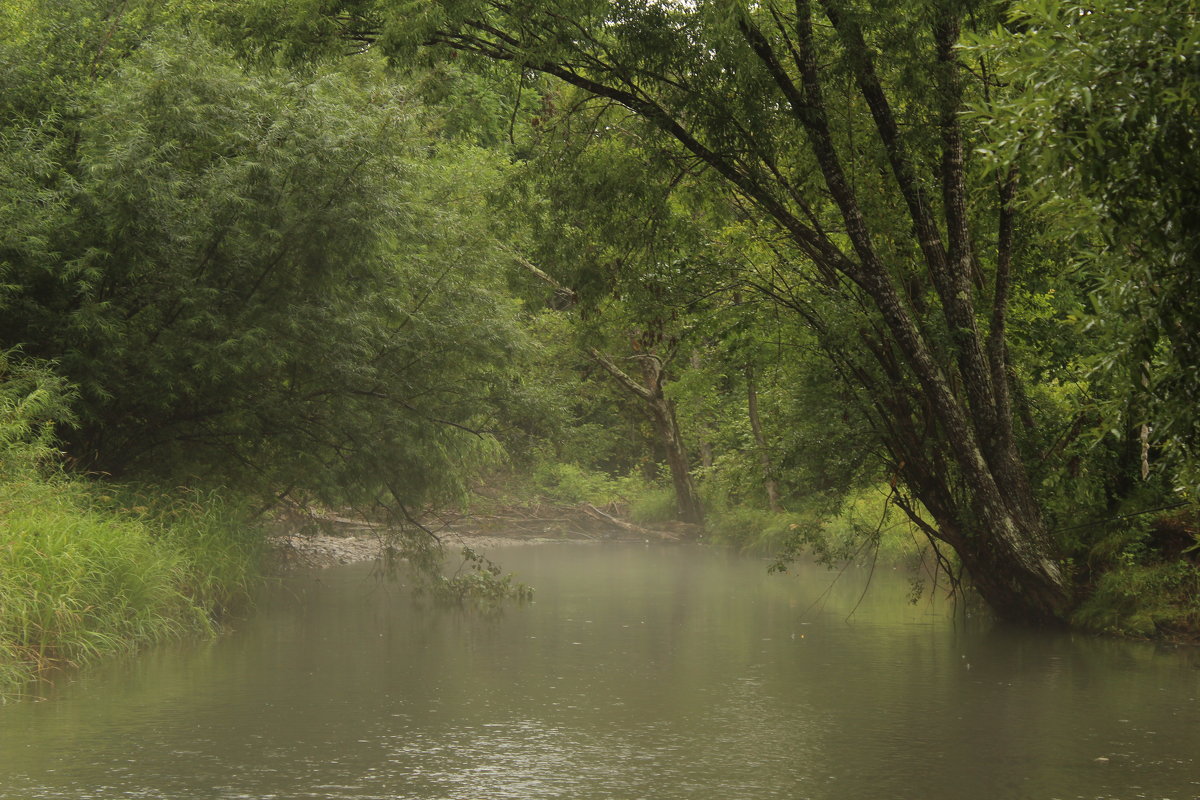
[1, 354, 263, 700]
[107, 486, 264, 620]
[702, 486, 929, 563]
[0, 477, 203, 675]
[0, 474, 264, 700]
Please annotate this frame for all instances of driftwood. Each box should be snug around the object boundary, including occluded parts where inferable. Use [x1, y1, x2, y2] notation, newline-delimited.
[580, 503, 680, 541]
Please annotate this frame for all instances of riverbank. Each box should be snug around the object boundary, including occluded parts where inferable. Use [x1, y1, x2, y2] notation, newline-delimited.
[6, 479, 1194, 704]
[264, 501, 675, 570]
[268, 530, 572, 570]
[0, 488, 652, 700]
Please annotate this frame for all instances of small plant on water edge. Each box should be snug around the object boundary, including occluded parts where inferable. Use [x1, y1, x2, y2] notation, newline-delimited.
[376, 533, 534, 611]
[428, 547, 534, 608]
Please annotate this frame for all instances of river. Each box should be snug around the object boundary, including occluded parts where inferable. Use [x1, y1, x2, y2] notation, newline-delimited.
[1, 542, 1198, 799]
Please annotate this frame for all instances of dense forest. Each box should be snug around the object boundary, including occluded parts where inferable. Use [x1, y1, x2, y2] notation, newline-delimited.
[2, 0, 1198, 692]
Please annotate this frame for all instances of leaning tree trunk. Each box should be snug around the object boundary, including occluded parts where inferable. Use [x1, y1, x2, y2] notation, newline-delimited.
[419, 0, 1071, 620]
[588, 347, 704, 525]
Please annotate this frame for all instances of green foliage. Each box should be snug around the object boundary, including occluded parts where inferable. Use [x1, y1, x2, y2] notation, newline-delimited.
[3, 0, 1198, 638]
[0, 14, 535, 516]
[0, 472, 263, 700]
[973, 0, 1200, 497]
[0, 368, 261, 700]
[0, 102, 262, 701]
[765, 488, 931, 568]
[703, 507, 795, 554]
[629, 486, 678, 525]
[111, 486, 265, 619]
[1072, 561, 1200, 637]
[529, 461, 638, 507]
[504, 99, 879, 518]
[0, 351, 74, 473]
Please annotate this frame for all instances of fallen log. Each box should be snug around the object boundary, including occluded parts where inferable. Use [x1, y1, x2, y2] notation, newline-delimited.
[579, 503, 680, 540]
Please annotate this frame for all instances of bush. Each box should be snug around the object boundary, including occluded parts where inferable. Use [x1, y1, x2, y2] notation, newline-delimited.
[628, 486, 678, 524]
[528, 462, 639, 506]
[718, 487, 931, 563]
[703, 507, 794, 553]
[1073, 561, 1200, 636]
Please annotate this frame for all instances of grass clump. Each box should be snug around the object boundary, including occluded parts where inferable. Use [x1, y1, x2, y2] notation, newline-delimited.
[110, 487, 264, 620]
[0, 474, 265, 701]
[629, 486, 678, 525]
[0, 477, 205, 676]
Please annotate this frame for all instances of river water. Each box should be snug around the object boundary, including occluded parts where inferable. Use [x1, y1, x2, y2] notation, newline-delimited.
[1, 543, 1198, 799]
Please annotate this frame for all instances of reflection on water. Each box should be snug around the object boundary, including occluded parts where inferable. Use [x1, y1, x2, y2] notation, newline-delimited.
[1, 543, 1198, 800]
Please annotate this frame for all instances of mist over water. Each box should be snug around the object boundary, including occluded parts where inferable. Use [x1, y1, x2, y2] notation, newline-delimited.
[2, 543, 1198, 800]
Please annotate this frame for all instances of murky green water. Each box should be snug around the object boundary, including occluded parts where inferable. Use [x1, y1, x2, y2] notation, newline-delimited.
[2, 543, 1198, 799]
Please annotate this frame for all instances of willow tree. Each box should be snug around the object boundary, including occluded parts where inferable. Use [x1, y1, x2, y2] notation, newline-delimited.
[0, 9, 533, 536]
[278, 0, 1074, 621]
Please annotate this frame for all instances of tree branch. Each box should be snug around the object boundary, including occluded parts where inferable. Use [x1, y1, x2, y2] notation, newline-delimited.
[586, 347, 654, 403]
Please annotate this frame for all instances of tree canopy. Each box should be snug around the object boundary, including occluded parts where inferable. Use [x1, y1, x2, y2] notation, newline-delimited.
[2, 0, 1198, 630]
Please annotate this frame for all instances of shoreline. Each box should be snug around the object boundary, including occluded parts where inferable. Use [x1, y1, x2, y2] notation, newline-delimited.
[266, 529, 602, 570]
[266, 502, 694, 570]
